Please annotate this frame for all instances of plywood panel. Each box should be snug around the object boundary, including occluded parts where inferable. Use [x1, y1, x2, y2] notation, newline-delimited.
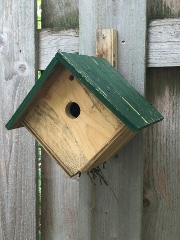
[79, 0, 147, 239]
[0, 0, 37, 239]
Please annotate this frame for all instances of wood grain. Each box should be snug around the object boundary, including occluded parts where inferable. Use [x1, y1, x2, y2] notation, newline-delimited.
[0, 0, 37, 239]
[23, 68, 128, 176]
[54, 52, 163, 131]
[148, 19, 180, 67]
[41, 0, 80, 239]
[42, 0, 79, 29]
[143, 68, 180, 240]
[39, 29, 79, 70]
[38, 19, 180, 69]
[143, 0, 180, 239]
[148, 0, 180, 19]
[83, 126, 136, 172]
[96, 29, 117, 69]
[79, 0, 147, 239]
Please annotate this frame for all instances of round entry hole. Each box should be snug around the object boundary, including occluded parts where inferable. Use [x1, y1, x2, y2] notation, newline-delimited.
[69, 75, 74, 81]
[66, 102, 80, 118]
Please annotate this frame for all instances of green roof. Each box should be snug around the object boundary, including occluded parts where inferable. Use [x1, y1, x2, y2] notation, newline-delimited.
[6, 51, 163, 132]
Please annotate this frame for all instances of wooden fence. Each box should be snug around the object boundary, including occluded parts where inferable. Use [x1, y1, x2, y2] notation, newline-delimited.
[1, 0, 180, 239]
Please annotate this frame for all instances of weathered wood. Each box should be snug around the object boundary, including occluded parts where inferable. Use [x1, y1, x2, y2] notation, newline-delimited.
[79, 0, 147, 239]
[96, 29, 118, 69]
[91, 28, 136, 169]
[39, 29, 79, 70]
[143, 68, 180, 240]
[148, 0, 180, 19]
[23, 67, 129, 176]
[54, 52, 163, 131]
[41, 0, 80, 239]
[42, 0, 79, 29]
[0, 0, 37, 239]
[142, 1, 180, 239]
[148, 19, 180, 67]
[6, 58, 60, 130]
[38, 19, 180, 69]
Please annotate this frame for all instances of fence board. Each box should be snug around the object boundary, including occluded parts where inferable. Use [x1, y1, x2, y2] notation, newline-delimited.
[143, 68, 180, 240]
[38, 19, 180, 70]
[148, 19, 180, 67]
[0, 0, 37, 239]
[79, 1, 146, 239]
[41, 1, 80, 239]
[42, 0, 79, 30]
[39, 29, 79, 70]
[143, 1, 180, 239]
[147, 0, 180, 19]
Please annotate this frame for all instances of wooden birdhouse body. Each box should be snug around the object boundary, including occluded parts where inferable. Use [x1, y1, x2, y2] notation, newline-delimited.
[6, 52, 163, 176]
[23, 66, 135, 175]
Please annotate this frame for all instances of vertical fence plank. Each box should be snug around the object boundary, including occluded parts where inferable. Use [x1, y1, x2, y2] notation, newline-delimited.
[42, 0, 79, 30]
[143, 1, 180, 239]
[143, 68, 180, 240]
[41, 1, 80, 239]
[79, 1, 147, 239]
[0, 0, 37, 239]
[147, 0, 180, 19]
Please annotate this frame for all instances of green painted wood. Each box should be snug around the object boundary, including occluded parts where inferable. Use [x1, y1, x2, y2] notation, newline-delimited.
[6, 52, 163, 132]
[56, 52, 163, 131]
[79, 1, 147, 240]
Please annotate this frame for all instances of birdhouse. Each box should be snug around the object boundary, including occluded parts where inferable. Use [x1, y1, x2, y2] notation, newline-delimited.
[6, 52, 163, 176]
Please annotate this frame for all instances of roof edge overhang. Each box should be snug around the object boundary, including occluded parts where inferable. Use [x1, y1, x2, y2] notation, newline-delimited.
[6, 57, 59, 130]
[55, 52, 163, 132]
[6, 52, 164, 132]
